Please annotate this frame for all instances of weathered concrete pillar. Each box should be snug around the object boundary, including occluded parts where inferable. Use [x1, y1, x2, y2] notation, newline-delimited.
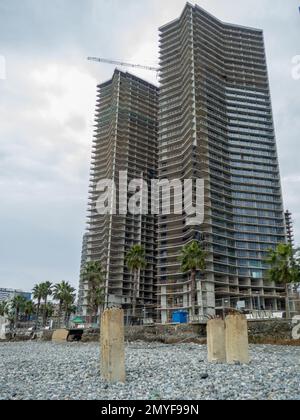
[225, 314, 249, 364]
[100, 308, 125, 383]
[207, 318, 226, 363]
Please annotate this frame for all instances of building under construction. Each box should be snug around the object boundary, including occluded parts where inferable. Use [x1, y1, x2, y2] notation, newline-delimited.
[78, 3, 293, 325]
[157, 3, 287, 323]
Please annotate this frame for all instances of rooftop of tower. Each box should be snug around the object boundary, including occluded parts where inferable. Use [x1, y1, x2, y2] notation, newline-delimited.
[159, 2, 263, 33]
[97, 68, 159, 90]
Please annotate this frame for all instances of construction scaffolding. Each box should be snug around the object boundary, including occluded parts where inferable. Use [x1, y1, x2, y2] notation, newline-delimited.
[285, 210, 295, 247]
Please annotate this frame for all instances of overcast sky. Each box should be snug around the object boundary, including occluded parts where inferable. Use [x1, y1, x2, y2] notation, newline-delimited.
[0, 0, 299, 292]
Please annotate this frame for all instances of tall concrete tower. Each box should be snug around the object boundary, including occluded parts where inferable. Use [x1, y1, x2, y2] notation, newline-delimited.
[157, 4, 286, 323]
[79, 70, 159, 322]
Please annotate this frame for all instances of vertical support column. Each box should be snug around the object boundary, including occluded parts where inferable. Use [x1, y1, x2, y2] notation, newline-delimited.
[196, 280, 203, 318]
[101, 308, 126, 383]
[205, 274, 216, 317]
[207, 318, 226, 363]
[0, 316, 9, 340]
[273, 297, 278, 311]
[183, 284, 188, 308]
[225, 314, 249, 365]
[161, 286, 168, 324]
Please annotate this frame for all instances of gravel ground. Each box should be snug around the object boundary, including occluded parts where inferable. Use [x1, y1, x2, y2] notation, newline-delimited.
[0, 341, 299, 400]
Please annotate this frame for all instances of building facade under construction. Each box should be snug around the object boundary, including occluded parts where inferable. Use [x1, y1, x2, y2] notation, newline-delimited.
[157, 3, 287, 323]
[78, 70, 159, 322]
[285, 210, 295, 248]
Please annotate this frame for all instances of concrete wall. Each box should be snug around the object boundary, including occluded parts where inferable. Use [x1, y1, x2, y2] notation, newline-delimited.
[248, 320, 295, 344]
[81, 321, 299, 346]
[1, 320, 299, 346]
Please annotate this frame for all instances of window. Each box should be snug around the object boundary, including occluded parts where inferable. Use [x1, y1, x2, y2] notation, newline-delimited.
[251, 270, 262, 279]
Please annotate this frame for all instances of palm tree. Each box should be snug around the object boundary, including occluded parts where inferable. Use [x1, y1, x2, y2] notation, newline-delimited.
[24, 300, 36, 322]
[125, 245, 146, 319]
[264, 244, 300, 319]
[40, 282, 53, 327]
[0, 301, 8, 317]
[43, 302, 55, 326]
[32, 283, 44, 327]
[82, 261, 105, 324]
[53, 281, 76, 328]
[63, 295, 76, 328]
[180, 240, 206, 321]
[11, 295, 27, 328]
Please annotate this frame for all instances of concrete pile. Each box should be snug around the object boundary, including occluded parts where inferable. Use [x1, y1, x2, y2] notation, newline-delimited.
[207, 314, 249, 364]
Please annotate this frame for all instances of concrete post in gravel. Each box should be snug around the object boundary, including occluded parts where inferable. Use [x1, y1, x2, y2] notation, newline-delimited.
[0, 316, 9, 340]
[100, 308, 125, 383]
[225, 314, 249, 364]
[207, 318, 226, 363]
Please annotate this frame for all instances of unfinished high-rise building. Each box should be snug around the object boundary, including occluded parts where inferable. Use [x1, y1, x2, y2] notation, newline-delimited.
[78, 70, 159, 321]
[77, 233, 89, 313]
[157, 3, 287, 323]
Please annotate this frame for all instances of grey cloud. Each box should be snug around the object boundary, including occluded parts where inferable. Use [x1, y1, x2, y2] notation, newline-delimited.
[0, 0, 299, 292]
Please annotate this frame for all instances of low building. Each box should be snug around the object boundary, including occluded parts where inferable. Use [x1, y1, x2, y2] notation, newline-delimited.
[0, 288, 32, 302]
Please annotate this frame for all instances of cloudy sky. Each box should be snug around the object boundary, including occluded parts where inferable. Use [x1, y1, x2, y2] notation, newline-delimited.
[0, 0, 299, 292]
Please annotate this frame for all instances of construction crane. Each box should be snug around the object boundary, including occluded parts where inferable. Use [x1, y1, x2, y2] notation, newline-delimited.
[87, 57, 159, 73]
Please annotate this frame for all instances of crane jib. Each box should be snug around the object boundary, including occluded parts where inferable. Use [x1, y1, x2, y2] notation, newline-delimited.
[87, 57, 158, 72]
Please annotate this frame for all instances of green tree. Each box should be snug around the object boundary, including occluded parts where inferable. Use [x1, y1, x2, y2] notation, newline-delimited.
[265, 244, 300, 319]
[0, 301, 8, 317]
[32, 283, 44, 327]
[63, 295, 76, 328]
[24, 300, 36, 322]
[11, 295, 27, 328]
[82, 261, 105, 324]
[180, 240, 206, 320]
[43, 302, 55, 325]
[53, 281, 76, 328]
[125, 245, 146, 319]
[40, 282, 53, 327]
